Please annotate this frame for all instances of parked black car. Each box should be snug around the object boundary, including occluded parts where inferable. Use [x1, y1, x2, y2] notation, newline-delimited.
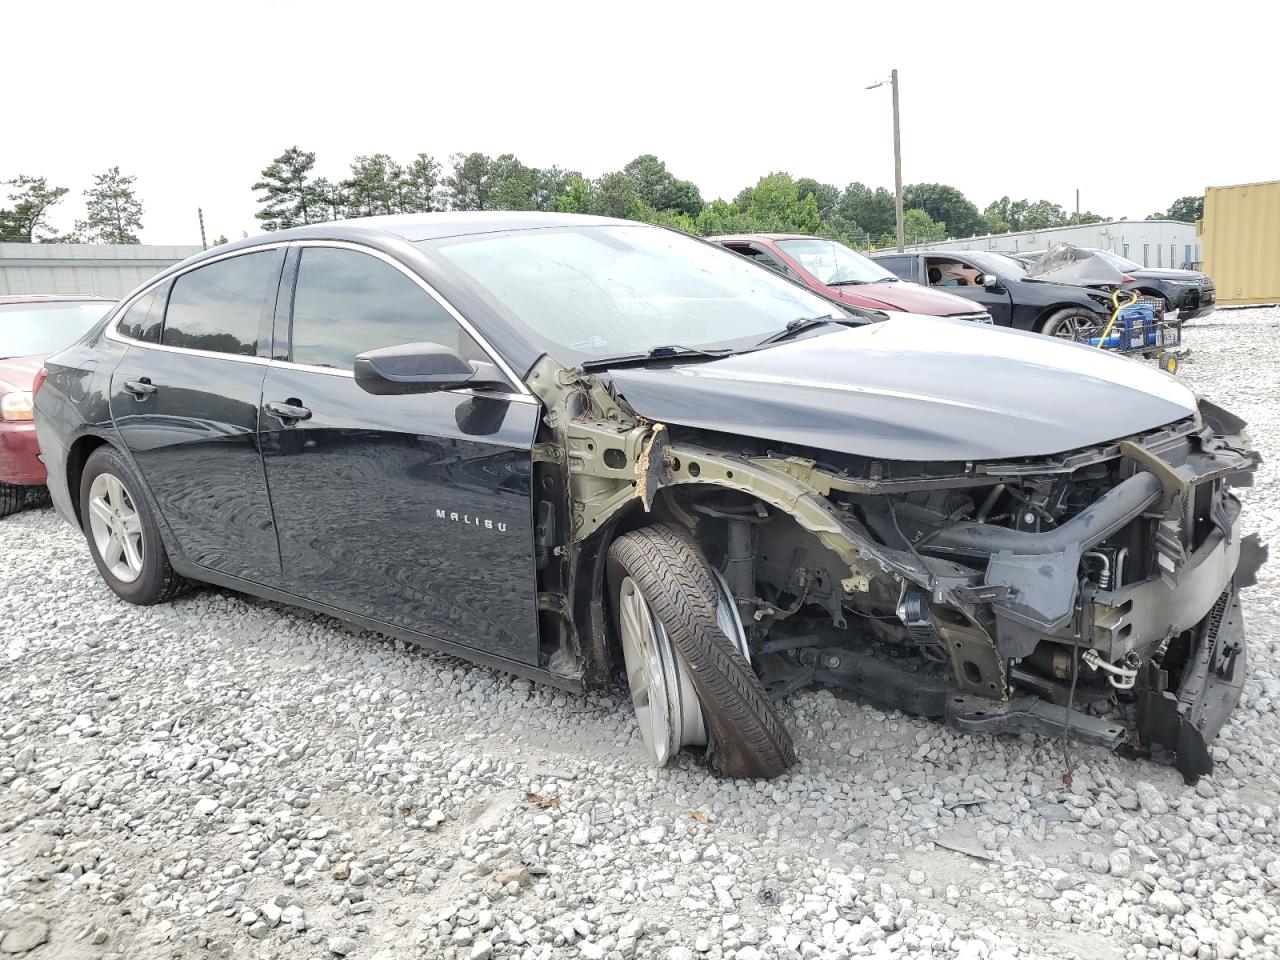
[871, 249, 1122, 339]
[35, 213, 1262, 782]
[1011, 248, 1217, 321]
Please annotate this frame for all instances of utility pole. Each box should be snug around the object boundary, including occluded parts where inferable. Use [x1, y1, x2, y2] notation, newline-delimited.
[891, 69, 904, 251]
[198, 208, 207, 250]
[868, 69, 905, 251]
[1075, 188, 1080, 219]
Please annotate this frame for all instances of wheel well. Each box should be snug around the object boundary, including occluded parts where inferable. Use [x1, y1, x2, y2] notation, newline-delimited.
[65, 435, 111, 524]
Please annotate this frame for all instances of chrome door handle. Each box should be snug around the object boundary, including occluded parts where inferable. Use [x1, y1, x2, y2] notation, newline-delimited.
[123, 378, 156, 398]
[265, 400, 312, 423]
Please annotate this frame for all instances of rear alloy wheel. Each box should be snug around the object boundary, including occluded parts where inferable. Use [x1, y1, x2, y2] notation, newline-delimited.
[608, 524, 796, 778]
[79, 445, 186, 605]
[1041, 307, 1104, 342]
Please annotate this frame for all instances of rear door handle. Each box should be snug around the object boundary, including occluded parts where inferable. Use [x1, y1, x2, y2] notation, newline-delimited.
[265, 400, 312, 424]
[123, 378, 156, 398]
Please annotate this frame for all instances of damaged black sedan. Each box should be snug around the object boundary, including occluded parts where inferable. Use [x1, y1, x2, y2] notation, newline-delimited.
[34, 213, 1262, 783]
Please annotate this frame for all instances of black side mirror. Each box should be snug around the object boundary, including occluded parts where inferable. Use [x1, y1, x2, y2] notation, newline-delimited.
[353, 341, 507, 396]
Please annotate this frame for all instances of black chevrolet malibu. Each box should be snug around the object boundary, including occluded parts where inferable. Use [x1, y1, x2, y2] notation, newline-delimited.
[35, 213, 1262, 782]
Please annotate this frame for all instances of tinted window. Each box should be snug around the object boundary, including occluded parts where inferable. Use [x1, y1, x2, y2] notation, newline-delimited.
[117, 286, 166, 343]
[290, 247, 478, 370]
[874, 255, 913, 279]
[162, 250, 283, 356]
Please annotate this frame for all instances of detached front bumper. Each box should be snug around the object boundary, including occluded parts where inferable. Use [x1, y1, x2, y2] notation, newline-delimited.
[1134, 588, 1244, 783]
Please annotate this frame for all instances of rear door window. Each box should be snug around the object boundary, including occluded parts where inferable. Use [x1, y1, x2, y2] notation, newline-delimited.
[875, 255, 914, 280]
[161, 250, 284, 356]
[117, 285, 167, 343]
[288, 246, 482, 370]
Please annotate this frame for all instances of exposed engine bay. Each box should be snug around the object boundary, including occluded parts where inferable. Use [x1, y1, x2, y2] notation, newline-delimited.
[529, 357, 1265, 784]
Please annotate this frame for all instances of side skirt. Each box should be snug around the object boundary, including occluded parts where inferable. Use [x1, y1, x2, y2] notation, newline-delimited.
[172, 560, 586, 694]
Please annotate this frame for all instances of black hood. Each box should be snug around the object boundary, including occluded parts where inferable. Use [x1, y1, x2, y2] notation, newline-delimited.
[1133, 268, 1208, 281]
[606, 316, 1196, 462]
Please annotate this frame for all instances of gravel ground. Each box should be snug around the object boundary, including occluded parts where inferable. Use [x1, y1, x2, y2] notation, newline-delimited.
[2, 307, 1278, 960]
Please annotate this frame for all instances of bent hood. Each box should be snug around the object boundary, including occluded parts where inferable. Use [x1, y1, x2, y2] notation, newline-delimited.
[830, 280, 981, 317]
[606, 316, 1197, 462]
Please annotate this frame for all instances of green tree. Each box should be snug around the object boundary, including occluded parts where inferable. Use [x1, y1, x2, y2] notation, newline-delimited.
[622, 154, 703, 217]
[402, 154, 443, 212]
[75, 166, 143, 243]
[0, 175, 69, 242]
[903, 183, 983, 238]
[902, 208, 945, 244]
[531, 166, 580, 211]
[694, 198, 760, 236]
[252, 147, 326, 230]
[590, 170, 640, 219]
[833, 182, 896, 242]
[343, 154, 405, 217]
[628, 201, 697, 233]
[794, 178, 840, 223]
[486, 154, 539, 211]
[743, 172, 821, 234]
[1019, 199, 1067, 231]
[1166, 196, 1204, 222]
[213, 235, 229, 246]
[312, 177, 347, 221]
[554, 177, 594, 214]
[443, 153, 493, 210]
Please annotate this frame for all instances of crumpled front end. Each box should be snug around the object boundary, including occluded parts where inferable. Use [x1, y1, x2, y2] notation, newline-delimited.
[640, 397, 1263, 783]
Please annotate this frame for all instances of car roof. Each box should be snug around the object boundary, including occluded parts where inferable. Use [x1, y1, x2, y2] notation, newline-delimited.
[0, 295, 116, 304]
[290, 211, 630, 243]
[710, 233, 828, 243]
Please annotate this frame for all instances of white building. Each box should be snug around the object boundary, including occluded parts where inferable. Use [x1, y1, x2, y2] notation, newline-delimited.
[906, 220, 1202, 270]
[0, 243, 203, 298]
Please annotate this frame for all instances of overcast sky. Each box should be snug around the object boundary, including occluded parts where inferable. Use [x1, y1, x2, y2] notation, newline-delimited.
[7, 0, 1273, 244]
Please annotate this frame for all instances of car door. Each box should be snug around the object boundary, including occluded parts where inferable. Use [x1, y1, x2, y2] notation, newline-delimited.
[923, 255, 1014, 327]
[259, 242, 541, 665]
[109, 247, 285, 584]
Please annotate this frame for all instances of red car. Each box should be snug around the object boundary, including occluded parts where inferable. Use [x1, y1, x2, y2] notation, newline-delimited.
[1, 295, 115, 516]
[711, 234, 992, 322]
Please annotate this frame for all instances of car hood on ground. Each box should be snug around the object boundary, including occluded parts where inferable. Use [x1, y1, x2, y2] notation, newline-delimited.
[826, 280, 981, 317]
[0, 354, 45, 393]
[606, 316, 1197, 462]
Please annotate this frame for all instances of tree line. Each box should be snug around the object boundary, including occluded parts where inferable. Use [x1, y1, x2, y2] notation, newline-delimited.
[0, 150, 1205, 249]
[251, 146, 1204, 249]
[0, 168, 144, 244]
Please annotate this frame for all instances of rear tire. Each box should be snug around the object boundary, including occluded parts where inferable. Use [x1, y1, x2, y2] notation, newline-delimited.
[607, 524, 796, 779]
[0, 483, 23, 518]
[1040, 307, 1103, 341]
[79, 446, 186, 605]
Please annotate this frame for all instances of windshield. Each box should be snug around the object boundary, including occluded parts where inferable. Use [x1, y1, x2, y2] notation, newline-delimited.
[425, 226, 847, 361]
[774, 238, 894, 285]
[1091, 249, 1143, 272]
[0, 300, 112, 359]
[964, 252, 1027, 279]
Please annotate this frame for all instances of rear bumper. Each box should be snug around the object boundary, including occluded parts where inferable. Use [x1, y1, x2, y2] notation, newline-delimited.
[0, 422, 46, 485]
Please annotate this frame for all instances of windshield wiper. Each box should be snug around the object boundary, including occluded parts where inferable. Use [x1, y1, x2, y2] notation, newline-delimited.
[826, 279, 869, 286]
[756, 314, 858, 346]
[579, 344, 735, 371]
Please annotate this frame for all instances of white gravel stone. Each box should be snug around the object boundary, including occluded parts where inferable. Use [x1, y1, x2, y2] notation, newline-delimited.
[1, 308, 1278, 959]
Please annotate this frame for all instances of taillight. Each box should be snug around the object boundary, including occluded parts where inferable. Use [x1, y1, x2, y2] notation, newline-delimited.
[32, 367, 49, 397]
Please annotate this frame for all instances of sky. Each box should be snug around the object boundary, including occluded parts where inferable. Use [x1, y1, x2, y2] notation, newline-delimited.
[6, 0, 1276, 244]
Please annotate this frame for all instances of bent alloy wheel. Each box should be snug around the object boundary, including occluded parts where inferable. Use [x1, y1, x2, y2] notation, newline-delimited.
[79, 445, 187, 605]
[608, 524, 795, 779]
[87, 472, 145, 583]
